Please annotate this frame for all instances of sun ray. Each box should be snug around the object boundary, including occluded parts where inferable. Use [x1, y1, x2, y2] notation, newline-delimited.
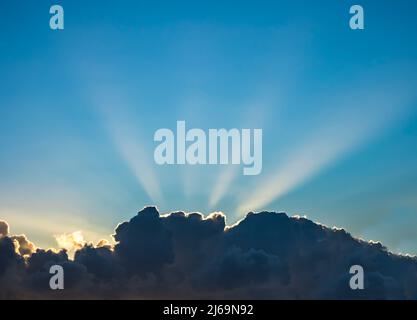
[237, 69, 417, 215]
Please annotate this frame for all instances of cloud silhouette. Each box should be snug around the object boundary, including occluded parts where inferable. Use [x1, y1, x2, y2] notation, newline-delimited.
[1, 206, 417, 299]
[0, 220, 9, 237]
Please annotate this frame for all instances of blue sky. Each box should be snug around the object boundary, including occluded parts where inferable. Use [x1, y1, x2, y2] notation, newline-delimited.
[1, 0, 417, 253]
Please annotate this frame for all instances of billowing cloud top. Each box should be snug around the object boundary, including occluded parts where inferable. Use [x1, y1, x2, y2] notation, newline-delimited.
[1, 207, 417, 299]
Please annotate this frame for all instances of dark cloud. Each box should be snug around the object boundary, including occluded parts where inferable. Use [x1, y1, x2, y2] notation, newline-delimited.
[0, 236, 26, 299]
[113, 206, 174, 275]
[1, 206, 417, 299]
[0, 236, 23, 276]
[0, 220, 9, 237]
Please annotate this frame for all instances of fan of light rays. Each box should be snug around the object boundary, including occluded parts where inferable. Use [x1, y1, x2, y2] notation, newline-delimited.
[237, 68, 417, 215]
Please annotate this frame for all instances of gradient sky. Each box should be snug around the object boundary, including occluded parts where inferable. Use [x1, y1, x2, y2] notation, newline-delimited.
[1, 0, 417, 254]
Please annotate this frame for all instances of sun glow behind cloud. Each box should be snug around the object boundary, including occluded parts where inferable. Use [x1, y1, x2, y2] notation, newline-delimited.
[0, 206, 111, 250]
[55, 230, 85, 252]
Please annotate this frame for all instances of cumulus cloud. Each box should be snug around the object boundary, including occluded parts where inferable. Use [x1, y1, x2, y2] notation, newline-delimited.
[54, 231, 85, 258]
[11, 235, 36, 257]
[1, 207, 417, 299]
